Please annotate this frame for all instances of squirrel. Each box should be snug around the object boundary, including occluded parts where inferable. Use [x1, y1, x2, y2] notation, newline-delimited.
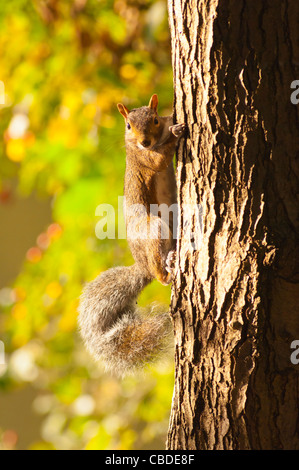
[78, 94, 185, 376]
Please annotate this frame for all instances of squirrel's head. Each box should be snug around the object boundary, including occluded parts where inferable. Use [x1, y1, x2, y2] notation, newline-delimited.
[117, 94, 163, 150]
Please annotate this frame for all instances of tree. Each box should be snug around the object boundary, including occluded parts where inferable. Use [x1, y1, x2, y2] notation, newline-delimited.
[167, 0, 299, 450]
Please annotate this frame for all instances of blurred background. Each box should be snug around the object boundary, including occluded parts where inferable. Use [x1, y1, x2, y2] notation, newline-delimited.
[0, 0, 175, 450]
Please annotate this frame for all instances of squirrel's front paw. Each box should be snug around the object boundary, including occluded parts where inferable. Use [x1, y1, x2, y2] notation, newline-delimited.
[166, 250, 176, 275]
[169, 123, 186, 138]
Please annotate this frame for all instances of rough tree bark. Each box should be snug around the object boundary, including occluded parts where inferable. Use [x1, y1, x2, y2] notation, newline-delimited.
[167, 0, 299, 450]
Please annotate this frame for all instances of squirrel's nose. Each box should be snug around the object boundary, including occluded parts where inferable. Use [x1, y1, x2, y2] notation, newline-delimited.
[141, 139, 151, 148]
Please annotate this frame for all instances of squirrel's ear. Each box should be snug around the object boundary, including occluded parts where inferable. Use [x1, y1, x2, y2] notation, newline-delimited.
[117, 103, 129, 120]
[149, 94, 158, 112]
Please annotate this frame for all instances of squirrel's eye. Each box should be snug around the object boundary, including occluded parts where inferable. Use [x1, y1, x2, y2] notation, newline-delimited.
[154, 117, 159, 125]
[127, 123, 131, 130]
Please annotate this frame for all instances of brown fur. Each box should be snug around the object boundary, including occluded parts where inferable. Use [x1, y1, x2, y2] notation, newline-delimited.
[78, 95, 185, 375]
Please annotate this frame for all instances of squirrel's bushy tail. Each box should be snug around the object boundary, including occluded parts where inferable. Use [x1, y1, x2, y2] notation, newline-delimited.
[78, 264, 171, 376]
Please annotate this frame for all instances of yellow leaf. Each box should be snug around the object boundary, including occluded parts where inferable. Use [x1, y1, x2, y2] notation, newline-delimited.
[59, 302, 78, 332]
[120, 64, 137, 80]
[11, 303, 27, 320]
[6, 139, 26, 162]
[14, 286, 27, 302]
[46, 282, 63, 300]
[12, 331, 30, 348]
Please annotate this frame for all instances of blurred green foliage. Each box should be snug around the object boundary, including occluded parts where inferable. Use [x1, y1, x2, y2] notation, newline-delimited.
[0, 0, 175, 450]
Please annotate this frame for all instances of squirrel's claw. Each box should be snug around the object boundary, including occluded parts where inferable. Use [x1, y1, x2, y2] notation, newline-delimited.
[166, 250, 176, 275]
[169, 123, 186, 138]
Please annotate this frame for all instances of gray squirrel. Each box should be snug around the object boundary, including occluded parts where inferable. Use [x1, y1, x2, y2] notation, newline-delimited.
[78, 94, 185, 375]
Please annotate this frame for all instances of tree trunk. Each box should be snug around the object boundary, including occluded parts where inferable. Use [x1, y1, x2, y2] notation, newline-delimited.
[167, 0, 299, 450]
